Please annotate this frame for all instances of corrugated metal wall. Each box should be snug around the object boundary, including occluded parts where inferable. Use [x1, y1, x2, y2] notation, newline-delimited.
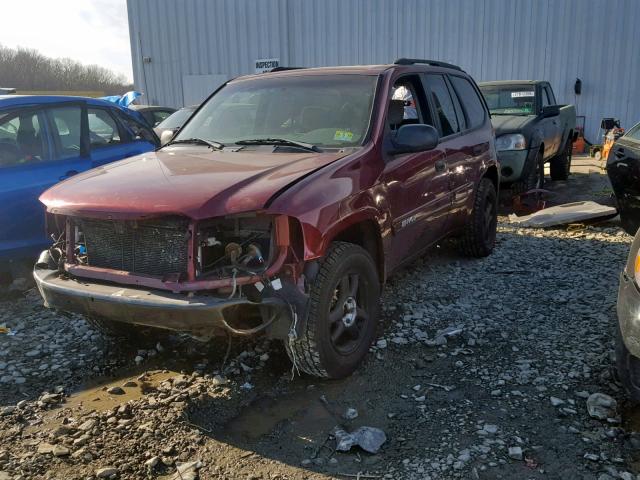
[127, 0, 640, 142]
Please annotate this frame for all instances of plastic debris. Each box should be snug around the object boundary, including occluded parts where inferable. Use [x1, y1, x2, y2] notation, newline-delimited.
[333, 426, 387, 454]
[0, 325, 10, 335]
[508, 201, 617, 228]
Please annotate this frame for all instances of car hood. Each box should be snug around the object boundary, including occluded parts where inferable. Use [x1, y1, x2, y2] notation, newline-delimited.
[40, 146, 350, 220]
[491, 114, 535, 136]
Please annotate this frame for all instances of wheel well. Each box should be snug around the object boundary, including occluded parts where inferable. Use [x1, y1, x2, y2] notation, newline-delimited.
[332, 220, 384, 283]
[483, 165, 499, 191]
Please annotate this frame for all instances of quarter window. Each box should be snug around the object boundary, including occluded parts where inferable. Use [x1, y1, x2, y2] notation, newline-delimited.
[423, 74, 459, 137]
[88, 108, 121, 147]
[450, 76, 486, 129]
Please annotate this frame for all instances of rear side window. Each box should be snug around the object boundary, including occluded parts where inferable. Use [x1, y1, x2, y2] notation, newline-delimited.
[47, 106, 83, 160]
[450, 76, 486, 129]
[423, 74, 459, 137]
[0, 109, 47, 167]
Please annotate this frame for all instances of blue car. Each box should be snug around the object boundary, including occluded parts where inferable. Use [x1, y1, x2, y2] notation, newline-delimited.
[0, 95, 159, 273]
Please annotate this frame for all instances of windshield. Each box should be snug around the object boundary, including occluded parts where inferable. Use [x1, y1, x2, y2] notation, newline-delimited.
[158, 107, 196, 129]
[480, 86, 536, 115]
[175, 74, 378, 148]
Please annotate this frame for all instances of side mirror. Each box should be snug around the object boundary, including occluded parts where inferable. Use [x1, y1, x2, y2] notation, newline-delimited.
[390, 124, 439, 154]
[160, 129, 176, 145]
[542, 105, 560, 118]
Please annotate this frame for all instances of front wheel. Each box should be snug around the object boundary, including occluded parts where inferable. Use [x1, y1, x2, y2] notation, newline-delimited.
[550, 138, 572, 180]
[511, 150, 544, 196]
[284, 242, 380, 379]
[460, 177, 497, 258]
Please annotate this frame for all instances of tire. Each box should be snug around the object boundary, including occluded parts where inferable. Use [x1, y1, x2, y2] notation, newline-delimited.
[284, 242, 380, 379]
[460, 177, 497, 258]
[511, 150, 544, 195]
[616, 323, 640, 402]
[85, 315, 168, 345]
[550, 137, 572, 180]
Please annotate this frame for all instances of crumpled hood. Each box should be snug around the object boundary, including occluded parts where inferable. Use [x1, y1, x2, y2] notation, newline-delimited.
[491, 114, 535, 136]
[40, 146, 349, 219]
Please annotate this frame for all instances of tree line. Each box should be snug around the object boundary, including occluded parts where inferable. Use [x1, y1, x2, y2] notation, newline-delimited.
[0, 44, 132, 95]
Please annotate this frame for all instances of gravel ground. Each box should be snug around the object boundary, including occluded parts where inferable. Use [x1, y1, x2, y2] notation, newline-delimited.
[2, 163, 640, 480]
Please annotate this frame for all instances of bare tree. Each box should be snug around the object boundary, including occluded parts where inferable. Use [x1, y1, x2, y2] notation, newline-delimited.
[0, 44, 132, 95]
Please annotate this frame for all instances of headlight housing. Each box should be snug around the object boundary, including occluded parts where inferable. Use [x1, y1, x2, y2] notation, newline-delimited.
[496, 134, 526, 151]
[626, 233, 640, 283]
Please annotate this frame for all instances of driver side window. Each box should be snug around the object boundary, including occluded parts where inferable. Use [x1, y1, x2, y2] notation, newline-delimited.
[388, 76, 432, 132]
[47, 106, 83, 160]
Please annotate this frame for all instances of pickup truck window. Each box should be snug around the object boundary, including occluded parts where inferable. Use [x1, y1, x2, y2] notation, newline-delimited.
[176, 75, 377, 149]
[423, 74, 459, 136]
[450, 75, 486, 129]
[0, 109, 47, 167]
[625, 123, 640, 142]
[480, 86, 535, 116]
[541, 88, 551, 107]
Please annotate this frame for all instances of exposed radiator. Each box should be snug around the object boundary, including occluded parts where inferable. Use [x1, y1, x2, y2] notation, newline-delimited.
[79, 217, 189, 277]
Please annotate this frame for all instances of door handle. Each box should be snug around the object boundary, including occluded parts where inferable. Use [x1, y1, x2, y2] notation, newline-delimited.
[59, 170, 78, 181]
[435, 159, 446, 172]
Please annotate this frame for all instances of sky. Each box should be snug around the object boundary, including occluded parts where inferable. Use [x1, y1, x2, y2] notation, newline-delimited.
[1, 0, 133, 82]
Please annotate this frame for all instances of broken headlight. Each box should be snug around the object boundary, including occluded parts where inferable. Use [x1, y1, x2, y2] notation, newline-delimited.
[196, 214, 272, 278]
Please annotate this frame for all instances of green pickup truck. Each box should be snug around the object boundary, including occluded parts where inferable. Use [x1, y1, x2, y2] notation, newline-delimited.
[479, 81, 576, 193]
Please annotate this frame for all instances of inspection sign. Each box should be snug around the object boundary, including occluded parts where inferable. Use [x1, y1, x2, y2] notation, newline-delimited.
[255, 58, 280, 73]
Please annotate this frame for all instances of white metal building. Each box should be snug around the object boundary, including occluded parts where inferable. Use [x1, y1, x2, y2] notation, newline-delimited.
[127, 0, 640, 142]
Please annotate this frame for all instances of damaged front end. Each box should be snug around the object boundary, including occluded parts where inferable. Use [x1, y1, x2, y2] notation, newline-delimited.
[34, 212, 309, 340]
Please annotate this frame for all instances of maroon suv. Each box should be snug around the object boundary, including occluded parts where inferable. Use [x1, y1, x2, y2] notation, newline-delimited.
[35, 59, 498, 378]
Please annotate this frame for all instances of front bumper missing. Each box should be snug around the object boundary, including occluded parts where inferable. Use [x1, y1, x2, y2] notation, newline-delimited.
[617, 271, 640, 358]
[497, 148, 536, 183]
[34, 266, 291, 339]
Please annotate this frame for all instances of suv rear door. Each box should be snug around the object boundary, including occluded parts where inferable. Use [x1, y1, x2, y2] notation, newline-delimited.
[383, 74, 451, 269]
[446, 74, 492, 227]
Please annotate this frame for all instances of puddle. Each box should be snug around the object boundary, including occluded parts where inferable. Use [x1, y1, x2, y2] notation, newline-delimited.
[24, 362, 189, 436]
[65, 369, 178, 413]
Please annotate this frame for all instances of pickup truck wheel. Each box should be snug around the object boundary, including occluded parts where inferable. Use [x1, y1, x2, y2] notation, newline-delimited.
[85, 315, 167, 345]
[550, 139, 572, 180]
[285, 242, 379, 379]
[512, 150, 543, 195]
[460, 178, 497, 258]
[616, 323, 640, 402]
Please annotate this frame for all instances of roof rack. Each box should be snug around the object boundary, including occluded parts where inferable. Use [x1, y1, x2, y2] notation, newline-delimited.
[268, 66, 305, 73]
[394, 58, 462, 71]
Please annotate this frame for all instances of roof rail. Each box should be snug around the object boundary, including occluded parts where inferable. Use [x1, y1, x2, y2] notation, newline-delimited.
[268, 67, 305, 73]
[394, 58, 462, 71]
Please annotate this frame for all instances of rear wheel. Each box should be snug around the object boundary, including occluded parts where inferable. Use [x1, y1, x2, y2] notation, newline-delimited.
[460, 178, 497, 258]
[616, 323, 640, 402]
[285, 242, 379, 378]
[550, 138, 572, 180]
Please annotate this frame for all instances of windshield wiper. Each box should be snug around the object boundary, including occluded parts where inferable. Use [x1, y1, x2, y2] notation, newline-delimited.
[166, 138, 225, 150]
[235, 138, 322, 153]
